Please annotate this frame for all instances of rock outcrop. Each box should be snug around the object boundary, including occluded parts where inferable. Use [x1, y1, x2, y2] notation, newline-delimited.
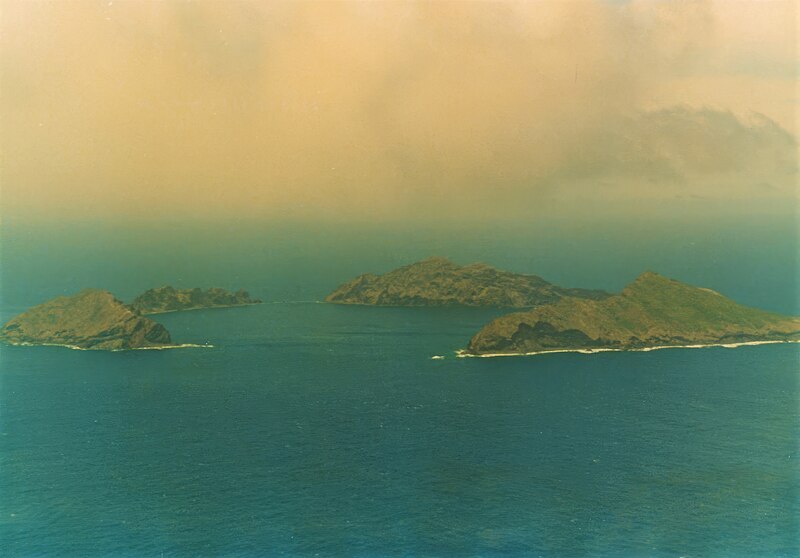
[0, 289, 172, 350]
[130, 286, 261, 315]
[466, 271, 800, 355]
[325, 257, 610, 307]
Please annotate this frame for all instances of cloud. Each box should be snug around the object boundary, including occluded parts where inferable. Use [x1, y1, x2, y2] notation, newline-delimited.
[543, 107, 797, 199]
[0, 0, 796, 222]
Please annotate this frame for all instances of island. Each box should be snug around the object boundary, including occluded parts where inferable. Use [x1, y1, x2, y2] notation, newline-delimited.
[325, 256, 610, 307]
[0, 289, 174, 350]
[464, 271, 800, 356]
[130, 286, 261, 314]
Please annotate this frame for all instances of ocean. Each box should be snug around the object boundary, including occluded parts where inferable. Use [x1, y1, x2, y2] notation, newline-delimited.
[1, 220, 798, 556]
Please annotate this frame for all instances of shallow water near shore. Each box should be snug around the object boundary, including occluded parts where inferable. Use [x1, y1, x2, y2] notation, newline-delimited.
[1, 301, 798, 557]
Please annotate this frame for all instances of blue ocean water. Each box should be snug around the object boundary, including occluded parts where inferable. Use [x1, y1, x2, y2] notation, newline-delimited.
[1, 302, 798, 557]
[0, 220, 798, 556]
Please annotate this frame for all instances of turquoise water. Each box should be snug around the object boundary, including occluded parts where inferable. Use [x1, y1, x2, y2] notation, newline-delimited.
[1, 302, 798, 557]
[1, 220, 798, 556]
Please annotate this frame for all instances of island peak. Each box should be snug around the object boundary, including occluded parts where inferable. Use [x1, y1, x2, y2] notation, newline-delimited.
[131, 286, 261, 315]
[419, 256, 453, 264]
[466, 273, 800, 355]
[0, 290, 172, 350]
[325, 257, 610, 307]
[403, 256, 459, 270]
[634, 270, 666, 281]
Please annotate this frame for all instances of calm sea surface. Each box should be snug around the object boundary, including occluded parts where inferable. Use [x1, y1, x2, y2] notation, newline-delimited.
[1, 220, 798, 556]
[1, 302, 798, 557]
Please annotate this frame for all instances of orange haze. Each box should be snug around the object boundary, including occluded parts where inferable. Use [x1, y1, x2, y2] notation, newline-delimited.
[1, 0, 797, 222]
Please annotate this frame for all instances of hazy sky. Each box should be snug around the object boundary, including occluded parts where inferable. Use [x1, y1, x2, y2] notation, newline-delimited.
[1, 0, 797, 222]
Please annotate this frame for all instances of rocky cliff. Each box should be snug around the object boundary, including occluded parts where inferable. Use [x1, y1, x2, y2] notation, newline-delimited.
[0, 289, 172, 350]
[131, 286, 261, 314]
[325, 257, 610, 307]
[466, 272, 800, 355]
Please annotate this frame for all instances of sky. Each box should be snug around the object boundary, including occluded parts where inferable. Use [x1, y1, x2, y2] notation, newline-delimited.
[1, 0, 797, 223]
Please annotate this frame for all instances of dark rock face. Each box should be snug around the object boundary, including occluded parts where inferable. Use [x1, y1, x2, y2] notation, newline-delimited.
[467, 271, 800, 355]
[325, 257, 610, 307]
[130, 286, 261, 315]
[0, 289, 172, 350]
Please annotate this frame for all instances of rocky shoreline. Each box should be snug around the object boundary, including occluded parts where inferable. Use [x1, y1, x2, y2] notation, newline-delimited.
[465, 272, 800, 356]
[456, 339, 799, 359]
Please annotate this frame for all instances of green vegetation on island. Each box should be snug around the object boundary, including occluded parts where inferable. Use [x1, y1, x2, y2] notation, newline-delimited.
[0, 289, 172, 350]
[466, 272, 800, 355]
[131, 286, 261, 315]
[325, 257, 610, 307]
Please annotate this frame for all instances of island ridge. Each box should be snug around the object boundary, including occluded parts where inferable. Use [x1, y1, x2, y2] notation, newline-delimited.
[465, 271, 800, 356]
[326, 256, 610, 307]
[0, 289, 173, 350]
[131, 286, 261, 315]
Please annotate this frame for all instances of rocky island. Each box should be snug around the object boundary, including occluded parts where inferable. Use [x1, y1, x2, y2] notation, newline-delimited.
[0, 289, 173, 350]
[131, 286, 261, 315]
[326, 257, 610, 307]
[465, 271, 800, 356]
